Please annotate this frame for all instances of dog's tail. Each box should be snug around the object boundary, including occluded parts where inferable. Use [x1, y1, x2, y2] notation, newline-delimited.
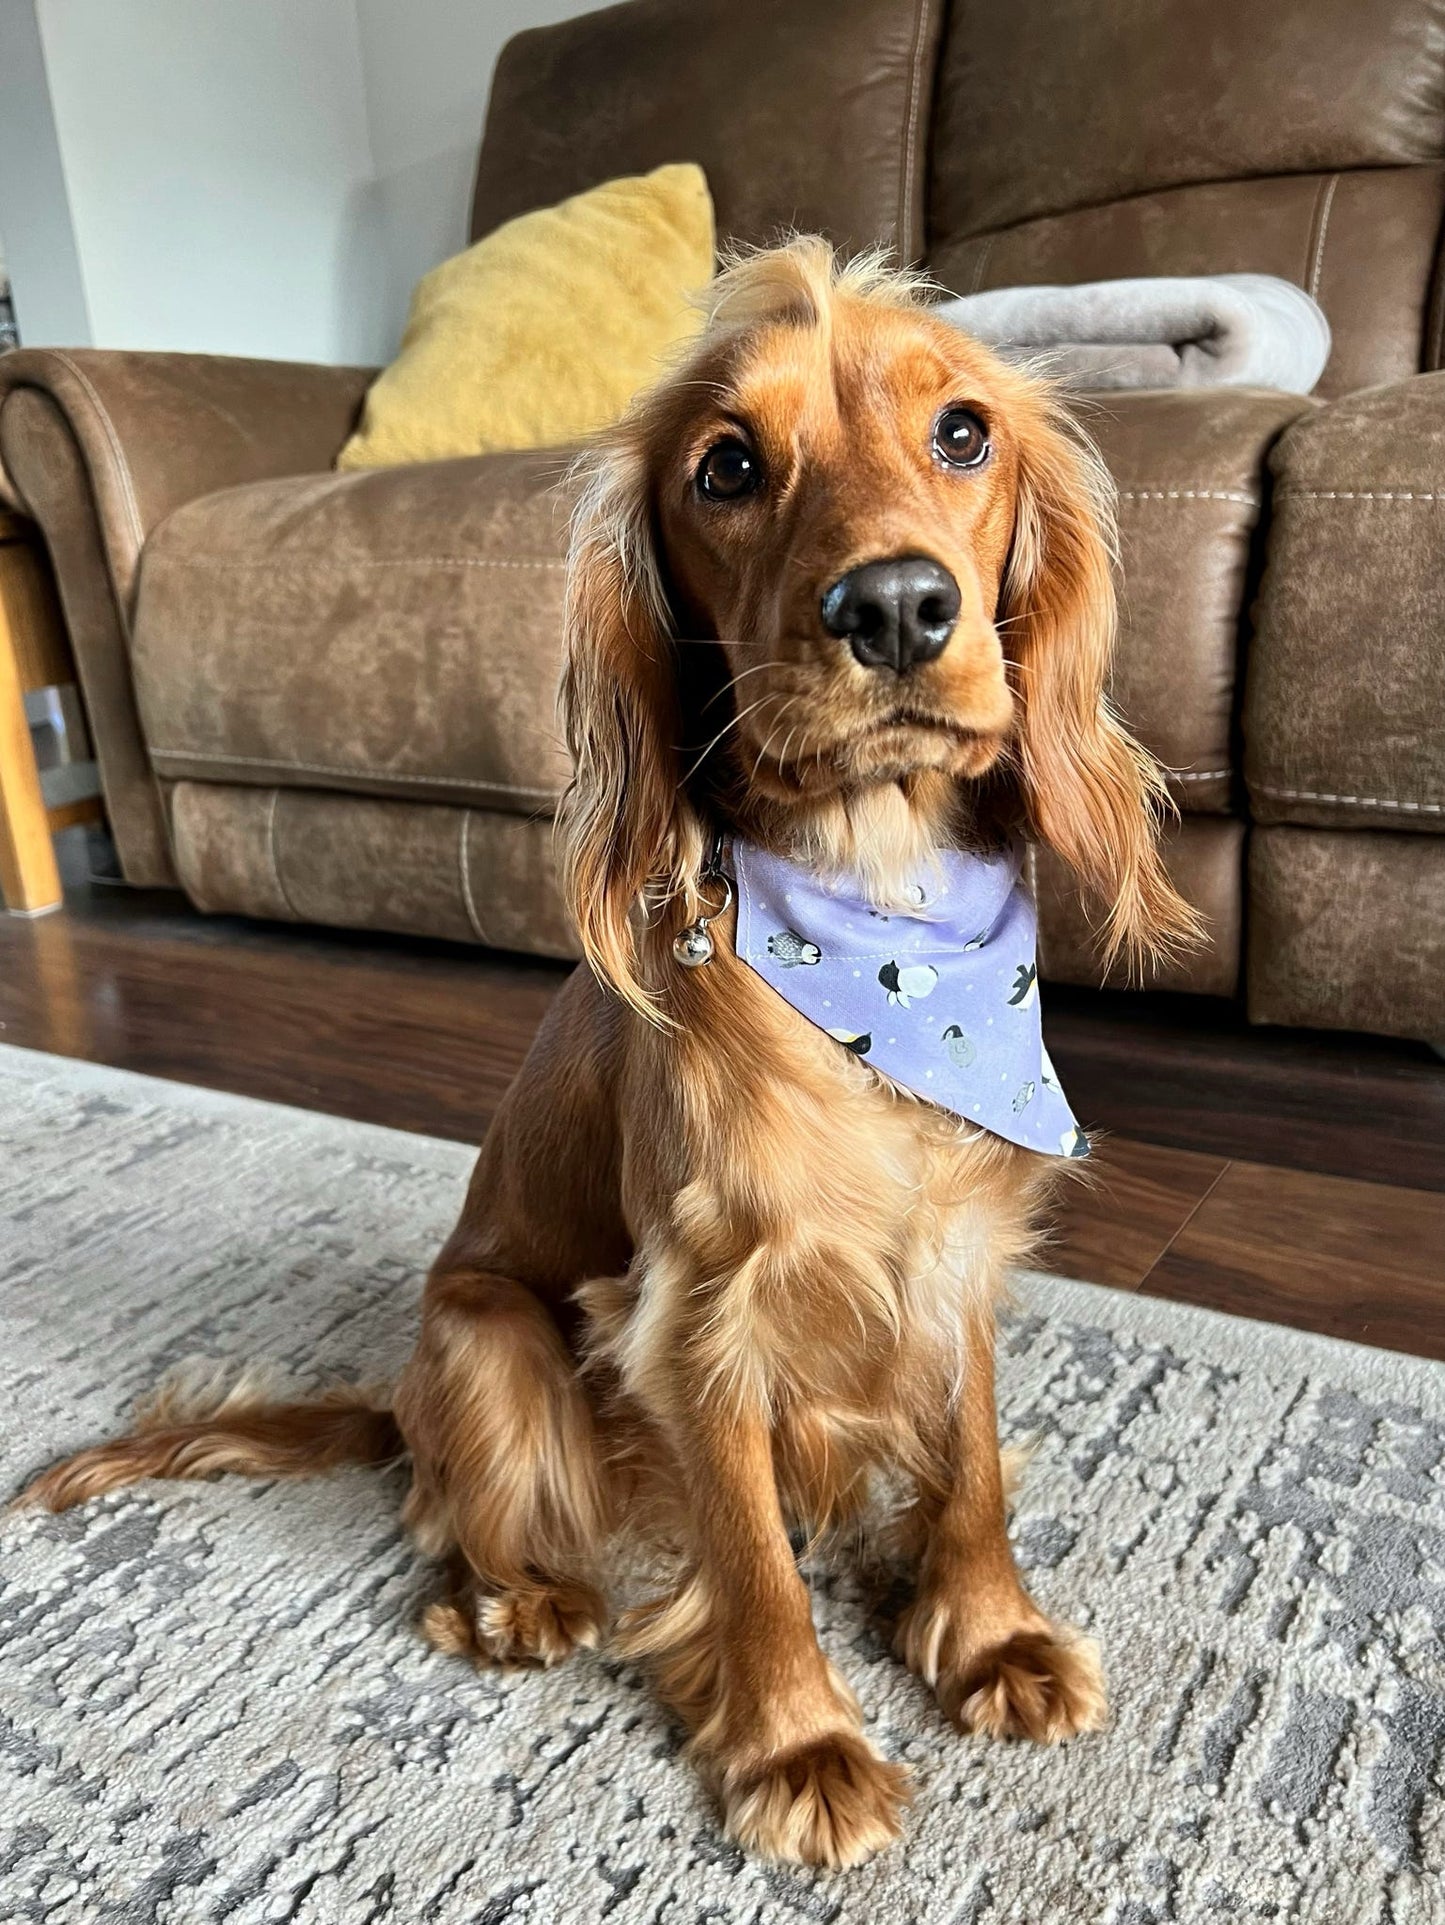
[12, 1364, 403, 1514]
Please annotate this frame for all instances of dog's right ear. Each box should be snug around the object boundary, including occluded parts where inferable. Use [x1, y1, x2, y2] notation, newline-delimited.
[557, 437, 704, 1023]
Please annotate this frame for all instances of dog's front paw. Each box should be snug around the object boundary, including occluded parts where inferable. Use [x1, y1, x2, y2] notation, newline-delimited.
[721, 1730, 910, 1869]
[944, 1625, 1106, 1742]
[423, 1577, 608, 1668]
[897, 1596, 1106, 1743]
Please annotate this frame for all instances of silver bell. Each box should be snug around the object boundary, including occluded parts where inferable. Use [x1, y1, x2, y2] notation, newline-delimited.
[673, 924, 715, 968]
[671, 865, 732, 970]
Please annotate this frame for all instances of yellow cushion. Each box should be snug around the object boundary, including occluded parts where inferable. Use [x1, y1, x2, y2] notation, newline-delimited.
[337, 164, 714, 470]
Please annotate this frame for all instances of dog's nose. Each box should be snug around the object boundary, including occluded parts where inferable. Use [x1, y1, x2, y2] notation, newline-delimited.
[820, 556, 962, 672]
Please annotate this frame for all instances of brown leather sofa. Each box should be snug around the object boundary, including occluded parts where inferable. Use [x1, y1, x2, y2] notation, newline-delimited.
[1, 0, 1441, 1043]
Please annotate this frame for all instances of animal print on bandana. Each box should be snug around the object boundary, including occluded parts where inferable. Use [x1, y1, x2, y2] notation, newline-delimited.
[732, 839, 1088, 1159]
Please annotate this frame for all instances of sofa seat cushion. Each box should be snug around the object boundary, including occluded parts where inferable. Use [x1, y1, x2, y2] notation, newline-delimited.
[1086, 389, 1310, 816]
[1247, 375, 1445, 836]
[132, 391, 1303, 843]
[132, 449, 575, 814]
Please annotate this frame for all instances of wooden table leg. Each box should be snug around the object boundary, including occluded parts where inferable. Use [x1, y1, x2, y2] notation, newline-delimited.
[0, 546, 64, 915]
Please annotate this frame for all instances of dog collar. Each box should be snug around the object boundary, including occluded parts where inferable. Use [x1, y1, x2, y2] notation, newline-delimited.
[730, 837, 1088, 1160]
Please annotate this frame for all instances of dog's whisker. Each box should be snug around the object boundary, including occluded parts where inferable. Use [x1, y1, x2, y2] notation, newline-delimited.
[679, 691, 785, 788]
[773, 723, 802, 774]
[702, 661, 783, 711]
[671, 636, 768, 649]
[749, 697, 805, 781]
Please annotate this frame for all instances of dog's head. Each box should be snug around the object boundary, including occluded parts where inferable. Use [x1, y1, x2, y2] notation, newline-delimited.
[559, 238, 1196, 1018]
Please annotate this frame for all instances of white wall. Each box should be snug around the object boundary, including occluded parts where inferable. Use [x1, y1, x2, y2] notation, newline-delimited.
[34, 0, 386, 363]
[0, 2, 91, 345]
[353, 0, 613, 355]
[1, 0, 612, 364]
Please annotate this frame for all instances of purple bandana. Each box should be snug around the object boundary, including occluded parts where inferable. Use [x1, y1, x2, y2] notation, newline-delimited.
[732, 839, 1088, 1159]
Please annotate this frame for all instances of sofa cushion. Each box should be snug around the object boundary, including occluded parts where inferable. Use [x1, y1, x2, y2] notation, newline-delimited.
[1086, 389, 1310, 816]
[930, 0, 1445, 241]
[471, 0, 944, 264]
[133, 388, 1303, 836]
[1246, 375, 1445, 835]
[132, 450, 575, 815]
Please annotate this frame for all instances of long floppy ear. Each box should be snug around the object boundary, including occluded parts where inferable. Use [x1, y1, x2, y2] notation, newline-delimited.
[556, 435, 704, 1023]
[1000, 390, 1202, 973]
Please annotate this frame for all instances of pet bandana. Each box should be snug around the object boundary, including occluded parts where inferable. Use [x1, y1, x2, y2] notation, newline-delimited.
[731, 839, 1088, 1159]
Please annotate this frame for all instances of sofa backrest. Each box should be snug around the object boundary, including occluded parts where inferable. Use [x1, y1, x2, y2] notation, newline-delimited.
[472, 0, 1445, 400]
[927, 0, 1445, 398]
[470, 0, 944, 265]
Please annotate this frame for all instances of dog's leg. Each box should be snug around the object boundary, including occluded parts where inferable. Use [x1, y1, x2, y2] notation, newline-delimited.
[618, 1391, 909, 1869]
[394, 1268, 610, 1668]
[896, 1305, 1106, 1742]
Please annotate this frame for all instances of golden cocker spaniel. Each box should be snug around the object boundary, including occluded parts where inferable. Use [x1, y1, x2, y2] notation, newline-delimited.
[21, 240, 1195, 1870]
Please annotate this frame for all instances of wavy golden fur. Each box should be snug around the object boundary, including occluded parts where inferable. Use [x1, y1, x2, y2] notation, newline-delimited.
[16, 240, 1198, 1870]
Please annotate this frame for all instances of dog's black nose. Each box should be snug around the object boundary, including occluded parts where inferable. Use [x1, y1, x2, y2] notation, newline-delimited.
[820, 556, 961, 672]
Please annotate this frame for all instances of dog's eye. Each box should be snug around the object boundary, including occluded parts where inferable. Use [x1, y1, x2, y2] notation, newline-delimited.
[933, 407, 991, 470]
[697, 438, 762, 501]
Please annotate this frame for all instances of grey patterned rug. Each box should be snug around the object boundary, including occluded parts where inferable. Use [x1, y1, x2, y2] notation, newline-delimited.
[2, 1043, 1443, 1925]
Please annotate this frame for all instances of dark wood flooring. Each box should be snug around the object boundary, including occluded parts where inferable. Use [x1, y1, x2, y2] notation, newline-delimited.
[3, 835, 1443, 1360]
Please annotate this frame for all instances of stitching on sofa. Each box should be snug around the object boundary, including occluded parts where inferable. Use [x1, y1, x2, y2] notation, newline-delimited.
[150, 745, 558, 805]
[968, 236, 995, 296]
[458, 810, 490, 944]
[156, 555, 567, 571]
[1275, 489, 1444, 502]
[158, 747, 1233, 802]
[265, 789, 301, 917]
[52, 350, 145, 553]
[1307, 174, 1339, 301]
[1116, 488, 1254, 505]
[897, 0, 932, 261]
[1256, 784, 1443, 815]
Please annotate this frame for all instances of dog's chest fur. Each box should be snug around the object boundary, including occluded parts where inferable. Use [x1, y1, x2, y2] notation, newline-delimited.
[594, 967, 1055, 1511]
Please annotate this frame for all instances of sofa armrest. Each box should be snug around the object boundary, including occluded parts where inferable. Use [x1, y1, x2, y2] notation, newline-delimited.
[0, 349, 376, 606]
[0, 350, 374, 888]
[1085, 387, 1312, 818]
[1244, 372, 1445, 1043]
[1245, 370, 1445, 835]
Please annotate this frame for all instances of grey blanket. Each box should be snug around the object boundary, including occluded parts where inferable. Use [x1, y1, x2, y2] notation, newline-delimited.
[933, 273, 1331, 394]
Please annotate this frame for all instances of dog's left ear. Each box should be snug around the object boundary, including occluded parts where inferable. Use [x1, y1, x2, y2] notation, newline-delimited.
[999, 396, 1201, 971]
[556, 436, 705, 1023]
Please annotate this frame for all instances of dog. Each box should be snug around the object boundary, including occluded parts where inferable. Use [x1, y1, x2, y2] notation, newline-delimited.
[17, 239, 1197, 1870]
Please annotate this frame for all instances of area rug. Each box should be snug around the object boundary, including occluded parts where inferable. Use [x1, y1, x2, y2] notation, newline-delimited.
[2, 1043, 1443, 1925]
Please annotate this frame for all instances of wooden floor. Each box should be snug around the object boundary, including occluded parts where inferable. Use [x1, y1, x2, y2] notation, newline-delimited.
[4, 835, 1444, 1361]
